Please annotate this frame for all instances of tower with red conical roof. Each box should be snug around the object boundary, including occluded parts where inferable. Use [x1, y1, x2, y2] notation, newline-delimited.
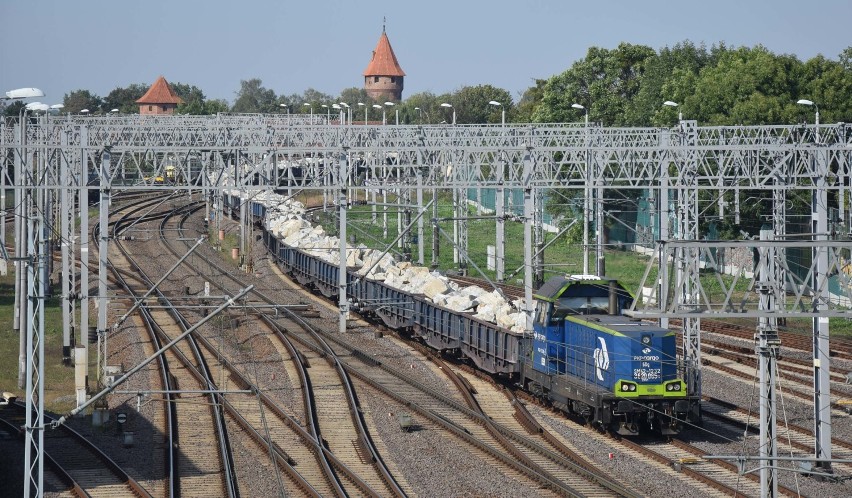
[136, 76, 184, 115]
[363, 23, 405, 102]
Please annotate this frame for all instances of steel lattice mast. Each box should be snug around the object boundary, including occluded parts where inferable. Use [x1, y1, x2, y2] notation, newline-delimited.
[2, 115, 851, 497]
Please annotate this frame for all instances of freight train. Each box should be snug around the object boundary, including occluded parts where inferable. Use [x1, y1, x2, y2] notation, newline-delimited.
[221, 191, 701, 435]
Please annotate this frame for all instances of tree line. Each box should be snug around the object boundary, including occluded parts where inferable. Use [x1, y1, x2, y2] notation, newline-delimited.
[4, 41, 851, 126]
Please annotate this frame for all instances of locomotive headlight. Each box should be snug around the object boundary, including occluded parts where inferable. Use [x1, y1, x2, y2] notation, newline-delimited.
[622, 384, 630, 392]
[674, 383, 681, 391]
[630, 384, 637, 392]
[666, 384, 673, 391]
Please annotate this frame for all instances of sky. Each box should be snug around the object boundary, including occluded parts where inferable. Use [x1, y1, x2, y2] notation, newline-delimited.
[2, 0, 851, 107]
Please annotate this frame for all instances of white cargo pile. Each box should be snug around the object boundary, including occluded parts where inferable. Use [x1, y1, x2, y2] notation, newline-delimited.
[223, 183, 528, 334]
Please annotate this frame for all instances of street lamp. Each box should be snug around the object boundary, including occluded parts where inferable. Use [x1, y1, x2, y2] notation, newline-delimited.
[374, 104, 385, 125]
[358, 102, 367, 125]
[488, 100, 505, 126]
[384, 101, 396, 125]
[279, 103, 290, 124]
[110, 108, 119, 114]
[332, 104, 342, 125]
[321, 104, 330, 124]
[441, 102, 455, 125]
[302, 103, 313, 124]
[797, 99, 820, 143]
[414, 107, 423, 124]
[571, 103, 588, 126]
[663, 100, 682, 121]
[339, 102, 351, 125]
[80, 109, 89, 115]
[571, 103, 593, 274]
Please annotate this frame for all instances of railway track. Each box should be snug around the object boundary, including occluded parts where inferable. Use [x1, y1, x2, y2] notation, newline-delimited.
[0, 403, 152, 497]
[458, 357, 785, 497]
[105, 196, 236, 497]
[449, 365, 634, 497]
[695, 320, 852, 362]
[702, 396, 852, 476]
[159, 199, 403, 496]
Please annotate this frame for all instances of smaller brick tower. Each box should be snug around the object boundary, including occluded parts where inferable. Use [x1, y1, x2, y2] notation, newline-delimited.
[136, 76, 183, 115]
[363, 23, 405, 102]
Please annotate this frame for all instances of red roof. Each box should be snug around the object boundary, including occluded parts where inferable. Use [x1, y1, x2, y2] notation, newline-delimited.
[136, 76, 184, 105]
[362, 31, 405, 77]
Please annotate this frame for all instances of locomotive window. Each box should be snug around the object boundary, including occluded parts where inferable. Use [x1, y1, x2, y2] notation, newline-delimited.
[536, 302, 550, 326]
[557, 296, 609, 315]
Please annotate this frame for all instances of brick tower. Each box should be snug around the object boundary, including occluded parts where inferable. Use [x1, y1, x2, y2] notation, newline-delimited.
[363, 24, 405, 102]
[136, 76, 183, 115]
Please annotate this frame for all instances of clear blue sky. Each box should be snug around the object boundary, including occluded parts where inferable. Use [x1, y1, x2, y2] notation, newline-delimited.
[3, 0, 850, 106]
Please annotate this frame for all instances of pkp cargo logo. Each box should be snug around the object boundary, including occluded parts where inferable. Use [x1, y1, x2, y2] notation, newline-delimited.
[593, 337, 609, 381]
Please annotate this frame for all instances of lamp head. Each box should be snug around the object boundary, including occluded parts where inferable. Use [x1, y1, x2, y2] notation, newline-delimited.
[663, 101, 678, 107]
[796, 99, 814, 106]
[5, 87, 44, 99]
[488, 100, 501, 107]
[440, 103, 452, 108]
[571, 103, 585, 110]
[26, 102, 50, 111]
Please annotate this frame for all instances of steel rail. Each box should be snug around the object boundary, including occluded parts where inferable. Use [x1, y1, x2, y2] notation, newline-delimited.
[170, 201, 394, 497]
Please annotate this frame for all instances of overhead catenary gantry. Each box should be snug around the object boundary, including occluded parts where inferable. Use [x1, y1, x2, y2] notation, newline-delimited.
[2, 113, 851, 497]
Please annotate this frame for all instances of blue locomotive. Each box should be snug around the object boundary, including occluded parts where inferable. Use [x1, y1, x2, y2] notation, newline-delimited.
[528, 276, 697, 435]
[227, 192, 701, 435]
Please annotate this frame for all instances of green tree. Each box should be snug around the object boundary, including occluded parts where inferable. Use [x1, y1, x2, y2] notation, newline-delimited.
[839, 46, 852, 71]
[63, 89, 103, 114]
[513, 79, 546, 123]
[533, 43, 655, 125]
[2, 100, 26, 117]
[103, 83, 148, 114]
[799, 54, 852, 123]
[450, 84, 513, 124]
[204, 99, 230, 114]
[625, 41, 714, 126]
[231, 78, 278, 113]
[402, 91, 442, 124]
[300, 88, 334, 107]
[338, 87, 372, 107]
[687, 46, 803, 125]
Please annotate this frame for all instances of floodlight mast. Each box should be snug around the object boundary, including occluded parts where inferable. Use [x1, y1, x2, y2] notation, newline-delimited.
[5, 84, 48, 498]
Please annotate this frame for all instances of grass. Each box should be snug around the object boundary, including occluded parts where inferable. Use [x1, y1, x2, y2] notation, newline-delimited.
[0, 273, 78, 413]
